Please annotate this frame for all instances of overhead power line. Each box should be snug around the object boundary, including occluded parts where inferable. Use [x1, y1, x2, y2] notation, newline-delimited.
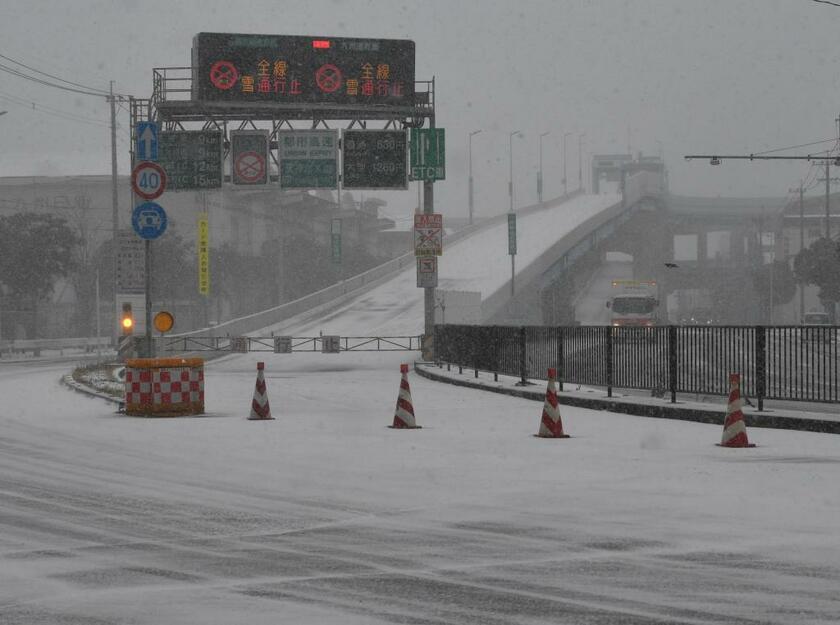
[0, 52, 110, 96]
[0, 61, 107, 97]
[0, 89, 110, 127]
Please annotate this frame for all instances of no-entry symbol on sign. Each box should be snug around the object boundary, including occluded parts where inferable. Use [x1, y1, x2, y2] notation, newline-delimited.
[315, 64, 342, 93]
[234, 151, 266, 184]
[210, 61, 238, 90]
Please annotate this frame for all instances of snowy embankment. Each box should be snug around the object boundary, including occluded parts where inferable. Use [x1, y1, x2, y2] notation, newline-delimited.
[263, 193, 620, 338]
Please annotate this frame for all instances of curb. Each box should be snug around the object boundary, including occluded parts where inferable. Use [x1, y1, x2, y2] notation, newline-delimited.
[61, 374, 124, 408]
[414, 364, 840, 435]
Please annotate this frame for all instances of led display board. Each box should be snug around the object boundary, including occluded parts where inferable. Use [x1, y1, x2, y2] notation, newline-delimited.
[157, 131, 223, 190]
[341, 130, 408, 190]
[192, 32, 415, 106]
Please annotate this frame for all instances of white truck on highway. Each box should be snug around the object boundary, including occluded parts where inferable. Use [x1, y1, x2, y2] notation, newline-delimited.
[606, 280, 660, 327]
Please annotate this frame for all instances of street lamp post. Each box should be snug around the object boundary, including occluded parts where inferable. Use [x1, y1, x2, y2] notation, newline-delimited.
[509, 130, 522, 298]
[578, 132, 586, 192]
[562, 131, 572, 196]
[539, 131, 550, 206]
[509, 130, 522, 212]
[468, 129, 481, 225]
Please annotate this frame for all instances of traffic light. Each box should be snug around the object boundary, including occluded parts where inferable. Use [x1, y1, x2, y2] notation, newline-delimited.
[121, 302, 134, 335]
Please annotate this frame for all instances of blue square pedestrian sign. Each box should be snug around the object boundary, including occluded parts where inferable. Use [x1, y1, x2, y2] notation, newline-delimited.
[136, 122, 159, 161]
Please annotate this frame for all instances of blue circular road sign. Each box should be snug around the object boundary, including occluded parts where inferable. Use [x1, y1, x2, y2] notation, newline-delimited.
[131, 202, 168, 240]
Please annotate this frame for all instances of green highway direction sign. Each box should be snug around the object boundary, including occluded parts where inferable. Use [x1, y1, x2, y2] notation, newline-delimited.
[410, 128, 445, 181]
[342, 129, 408, 190]
[278, 130, 338, 189]
[157, 131, 223, 190]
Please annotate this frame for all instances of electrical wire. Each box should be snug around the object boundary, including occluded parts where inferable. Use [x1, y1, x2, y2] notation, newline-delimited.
[752, 138, 839, 156]
[0, 62, 109, 97]
[0, 52, 110, 95]
[0, 89, 109, 126]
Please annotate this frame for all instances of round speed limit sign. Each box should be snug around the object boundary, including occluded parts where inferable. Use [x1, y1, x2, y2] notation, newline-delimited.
[131, 161, 167, 200]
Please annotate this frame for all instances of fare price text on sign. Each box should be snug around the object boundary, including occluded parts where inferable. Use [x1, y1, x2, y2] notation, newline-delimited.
[342, 130, 408, 190]
[278, 130, 338, 189]
[414, 213, 443, 257]
[158, 131, 223, 191]
[197, 216, 210, 295]
[192, 33, 415, 106]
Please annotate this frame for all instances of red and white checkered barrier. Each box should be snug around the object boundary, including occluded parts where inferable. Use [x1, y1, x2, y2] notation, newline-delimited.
[124, 358, 205, 417]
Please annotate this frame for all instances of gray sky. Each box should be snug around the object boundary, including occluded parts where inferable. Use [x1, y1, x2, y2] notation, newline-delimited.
[2, 0, 840, 219]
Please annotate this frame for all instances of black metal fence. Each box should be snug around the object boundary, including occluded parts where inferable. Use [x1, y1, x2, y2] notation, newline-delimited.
[434, 325, 840, 408]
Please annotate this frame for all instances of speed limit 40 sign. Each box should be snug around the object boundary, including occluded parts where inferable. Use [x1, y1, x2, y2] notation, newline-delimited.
[131, 161, 167, 200]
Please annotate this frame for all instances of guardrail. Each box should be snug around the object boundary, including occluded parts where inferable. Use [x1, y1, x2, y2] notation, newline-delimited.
[0, 337, 111, 358]
[160, 335, 422, 353]
[434, 324, 840, 409]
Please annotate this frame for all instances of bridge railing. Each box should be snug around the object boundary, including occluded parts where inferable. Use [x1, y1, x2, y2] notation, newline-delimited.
[434, 324, 840, 408]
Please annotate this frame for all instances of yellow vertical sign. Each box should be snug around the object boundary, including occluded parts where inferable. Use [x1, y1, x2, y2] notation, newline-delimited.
[197, 215, 210, 295]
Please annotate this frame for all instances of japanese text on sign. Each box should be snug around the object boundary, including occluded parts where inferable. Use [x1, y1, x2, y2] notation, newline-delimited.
[342, 129, 408, 190]
[158, 131, 223, 190]
[278, 130, 338, 189]
[414, 213, 443, 257]
[192, 33, 415, 106]
[198, 215, 210, 295]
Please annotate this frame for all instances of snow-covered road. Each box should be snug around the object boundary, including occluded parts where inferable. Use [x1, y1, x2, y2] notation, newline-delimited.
[1, 353, 839, 624]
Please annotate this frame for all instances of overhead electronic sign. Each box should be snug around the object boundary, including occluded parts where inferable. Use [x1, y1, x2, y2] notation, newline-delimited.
[158, 131, 223, 191]
[277, 129, 338, 189]
[192, 32, 415, 106]
[342, 129, 408, 190]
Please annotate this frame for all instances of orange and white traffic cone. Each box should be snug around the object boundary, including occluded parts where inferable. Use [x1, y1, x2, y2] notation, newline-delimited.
[248, 361, 274, 421]
[718, 373, 754, 447]
[536, 368, 570, 438]
[390, 363, 420, 429]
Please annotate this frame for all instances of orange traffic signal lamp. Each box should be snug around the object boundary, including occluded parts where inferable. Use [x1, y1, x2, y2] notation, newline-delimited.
[121, 302, 134, 335]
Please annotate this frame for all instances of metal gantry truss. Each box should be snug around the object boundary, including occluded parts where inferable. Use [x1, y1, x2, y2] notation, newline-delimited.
[129, 66, 435, 168]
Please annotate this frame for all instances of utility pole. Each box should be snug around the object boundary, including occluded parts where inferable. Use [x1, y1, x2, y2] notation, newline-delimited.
[826, 159, 831, 240]
[797, 182, 805, 322]
[109, 81, 118, 343]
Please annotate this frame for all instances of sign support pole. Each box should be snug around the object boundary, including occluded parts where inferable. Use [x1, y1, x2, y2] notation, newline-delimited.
[145, 239, 153, 358]
[423, 115, 436, 360]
